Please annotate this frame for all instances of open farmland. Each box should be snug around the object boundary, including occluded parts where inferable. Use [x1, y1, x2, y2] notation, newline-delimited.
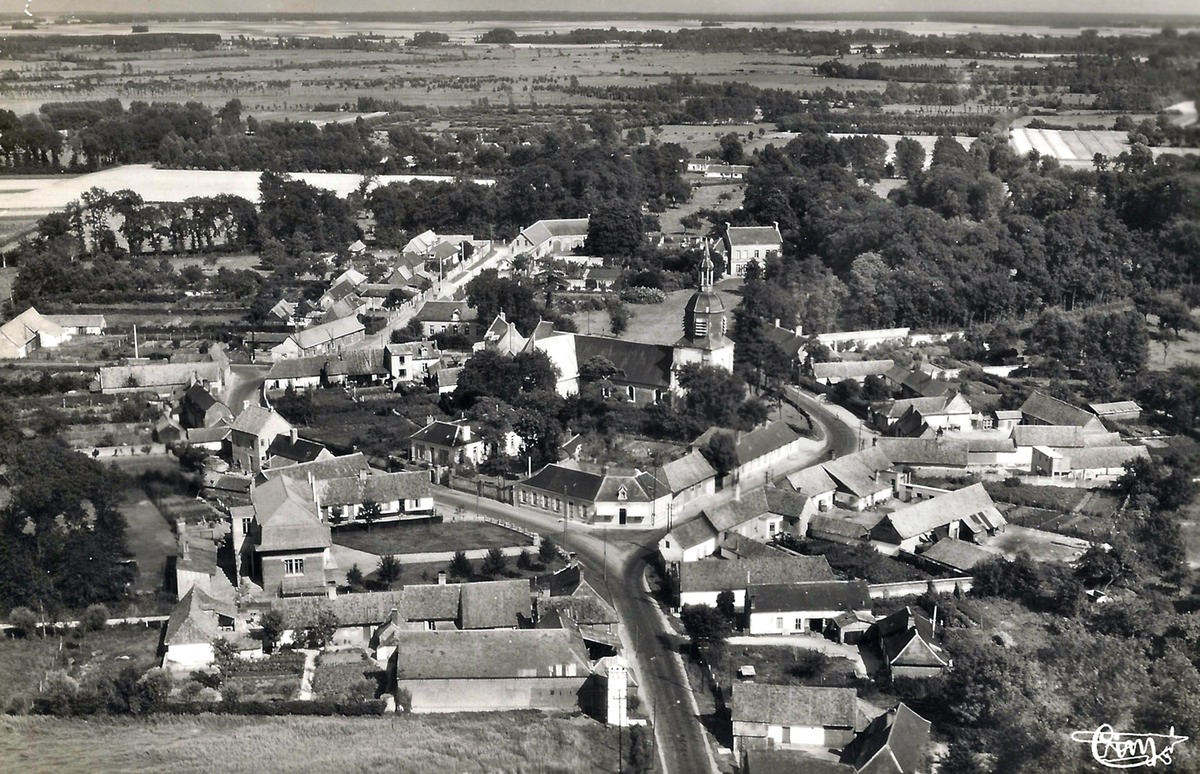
[0, 712, 627, 774]
[1010, 127, 1200, 167]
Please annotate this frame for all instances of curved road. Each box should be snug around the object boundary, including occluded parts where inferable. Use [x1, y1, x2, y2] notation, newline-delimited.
[433, 388, 861, 773]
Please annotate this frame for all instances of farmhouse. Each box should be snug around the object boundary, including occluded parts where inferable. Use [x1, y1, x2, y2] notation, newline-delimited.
[745, 580, 872, 636]
[883, 365, 952, 399]
[270, 316, 366, 360]
[812, 360, 895, 386]
[705, 163, 751, 179]
[871, 484, 1005, 553]
[731, 683, 863, 756]
[510, 217, 590, 260]
[258, 452, 373, 487]
[532, 565, 621, 653]
[315, 469, 434, 524]
[722, 222, 782, 277]
[516, 461, 671, 528]
[386, 627, 593, 713]
[161, 586, 237, 672]
[414, 300, 480, 339]
[409, 417, 521, 467]
[871, 438, 970, 471]
[229, 406, 293, 474]
[1019, 391, 1106, 432]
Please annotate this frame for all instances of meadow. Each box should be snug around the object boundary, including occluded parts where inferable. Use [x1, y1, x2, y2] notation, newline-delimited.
[0, 712, 627, 774]
[332, 520, 533, 556]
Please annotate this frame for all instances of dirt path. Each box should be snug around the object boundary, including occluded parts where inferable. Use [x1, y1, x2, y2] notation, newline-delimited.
[296, 649, 318, 701]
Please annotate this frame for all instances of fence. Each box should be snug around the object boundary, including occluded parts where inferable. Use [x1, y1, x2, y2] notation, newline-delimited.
[446, 510, 542, 548]
[445, 473, 514, 505]
[867, 576, 974, 599]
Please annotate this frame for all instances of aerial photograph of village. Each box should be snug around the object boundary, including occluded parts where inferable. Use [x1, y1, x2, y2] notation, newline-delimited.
[0, 1, 1198, 772]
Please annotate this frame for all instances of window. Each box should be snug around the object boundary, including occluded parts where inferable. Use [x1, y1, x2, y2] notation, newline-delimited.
[627, 385, 636, 400]
[776, 617, 784, 630]
[283, 558, 305, 576]
[241, 517, 252, 535]
[617, 486, 628, 501]
[794, 618, 804, 630]
[664, 539, 671, 549]
[769, 522, 777, 536]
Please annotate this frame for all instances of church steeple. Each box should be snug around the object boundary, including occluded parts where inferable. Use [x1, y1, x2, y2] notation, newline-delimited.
[699, 243, 714, 293]
[679, 241, 727, 346]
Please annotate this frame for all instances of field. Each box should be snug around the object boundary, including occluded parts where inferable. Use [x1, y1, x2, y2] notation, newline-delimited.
[0, 625, 164, 712]
[1147, 310, 1200, 372]
[0, 711, 627, 774]
[332, 520, 532, 556]
[1010, 127, 1200, 168]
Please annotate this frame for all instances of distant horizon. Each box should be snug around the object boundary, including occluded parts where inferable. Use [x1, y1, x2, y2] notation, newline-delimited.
[8, 7, 1200, 23]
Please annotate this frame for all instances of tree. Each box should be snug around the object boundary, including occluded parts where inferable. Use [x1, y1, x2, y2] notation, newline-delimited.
[260, 608, 286, 653]
[9, 606, 39, 638]
[718, 132, 744, 165]
[894, 137, 926, 179]
[137, 668, 174, 711]
[680, 603, 731, 665]
[585, 200, 645, 257]
[517, 549, 533, 570]
[627, 724, 656, 774]
[449, 550, 472, 579]
[82, 603, 109, 631]
[377, 554, 403, 587]
[345, 564, 364, 589]
[701, 432, 739, 480]
[482, 547, 508, 577]
[538, 537, 558, 565]
[297, 608, 339, 649]
[607, 299, 631, 335]
[715, 589, 737, 621]
[677, 363, 746, 427]
[360, 501, 381, 531]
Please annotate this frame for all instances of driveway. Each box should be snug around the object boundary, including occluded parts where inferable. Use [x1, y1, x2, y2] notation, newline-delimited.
[223, 363, 270, 413]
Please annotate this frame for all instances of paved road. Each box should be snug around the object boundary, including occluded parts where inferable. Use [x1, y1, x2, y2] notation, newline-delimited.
[224, 363, 270, 412]
[434, 488, 716, 774]
[785, 386, 860, 458]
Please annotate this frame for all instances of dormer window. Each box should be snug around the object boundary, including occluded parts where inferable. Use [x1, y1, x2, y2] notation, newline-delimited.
[617, 486, 628, 501]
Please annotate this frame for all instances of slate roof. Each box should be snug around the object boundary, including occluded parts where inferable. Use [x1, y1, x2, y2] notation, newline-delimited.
[183, 383, 220, 412]
[920, 538, 997, 572]
[813, 360, 896, 381]
[679, 555, 835, 593]
[415, 300, 476, 323]
[1011, 426, 1120, 448]
[520, 462, 667, 504]
[878, 484, 1004, 541]
[324, 347, 387, 377]
[670, 515, 720, 549]
[187, 425, 231, 445]
[459, 579, 531, 629]
[660, 451, 717, 493]
[317, 470, 432, 506]
[389, 627, 590, 679]
[409, 419, 473, 448]
[725, 225, 782, 246]
[765, 486, 808, 518]
[252, 476, 330, 552]
[734, 422, 803, 466]
[266, 434, 329, 465]
[291, 316, 365, 351]
[841, 704, 932, 774]
[732, 684, 859, 728]
[822, 447, 893, 499]
[872, 438, 969, 467]
[259, 453, 372, 485]
[230, 406, 290, 437]
[1019, 391, 1101, 428]
[574, 335, 674, 389]
[164, 586, 235, 646]
[401, 583, 462, 621]
[785, 466, 838, 497]
[748, 581, 871, 614]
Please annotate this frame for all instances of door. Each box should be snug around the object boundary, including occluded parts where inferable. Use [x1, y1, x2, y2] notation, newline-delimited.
[619, 508, 627, 525]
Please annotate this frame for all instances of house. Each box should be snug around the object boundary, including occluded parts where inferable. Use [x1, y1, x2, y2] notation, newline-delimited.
[690, 421, 807, 485]
[868, 608, 949, 680]
[161, 586, 237, 671]
[745, 581, 872, 636]
[186, 424, 231, 453]
[659, 451, 718, 511]
[705, 164, 751, 179]
[817, 447, 895, 511]
[386, 627, 592, 713]
[96, 345, 230, 395]
[868, 394, 975, 436]
[533, 565, 622, 653]
[882, 366, 952, 399]
[413, 300, 480, 339]
[265, 355, 326, 391]
[265, 431, 333, 468]
[731, 683, 863, 756]
[676, 554, 835, 609]
[0, 307, 70, 359]
[229, 406, 293, 473]
[316, 470, 434, 524]
[918, 538, 997, 574]
[1031, 444, 1149, 479]
[782, 465, 839, 523]
[659, 513, 721, 564]
[1088, 401, 1141, 422]
[269, 317, 366, 361]
[258, 452, 373, 488]
[510, 217, 590, 260]
[475, 311, 529, 355]
[1011, 425, 1125, 469]
[173, 521, 236, 603]
[1019, 391, 1106, 432]
[871, 438, 970, 471]
[45, 313, 106, 336]
[762, 322, 808, 364]
[237, 475, 335, 598]
[871, 484, 1005, 553]
[841, 703, 932, 774]
[516, 462, 671, 528]
[179, 382, 233, 429]
[812, 360, 895, 386]
[268, 298, 299, 326]
[808, 511, 882, 545]
[323, 347, 389, 386]
[386, 340, 441, 384]
[830, 611, 876, 646]
[409, 417, 521, 467]
[275, 589, 406, 649]
[722, 223, 782, 277]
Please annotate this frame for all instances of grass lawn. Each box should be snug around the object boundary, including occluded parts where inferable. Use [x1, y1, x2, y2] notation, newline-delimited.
[722, 644, 860, 690]
[333, 521, 532, 557]
[0, 624, 164, 712]
[366, 555, 569, 587]
[0, 711, 628, 774]
[569, 280, 742, 347]
[1147, 311, 1200, 372]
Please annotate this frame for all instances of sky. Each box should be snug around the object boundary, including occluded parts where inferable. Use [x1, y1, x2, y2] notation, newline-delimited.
[12, 1, 1200, 18]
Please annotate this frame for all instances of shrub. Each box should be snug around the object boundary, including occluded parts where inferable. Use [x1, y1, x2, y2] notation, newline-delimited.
[538, 537, 558, 565]
[377, 554, 403, 586]
[81, 604, 110, 632]
[482, 547, 507, 576]
[449, 550, 472, 579]
[620, 286, 666, 304]
[517, 549, 533, 570]
[9, 606, 39, 637]
[40, 670, 79, 716]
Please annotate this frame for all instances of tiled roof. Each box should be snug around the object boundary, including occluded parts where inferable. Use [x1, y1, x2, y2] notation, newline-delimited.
[251, 476, 331, 552]
[44, 313, 105, 329]
[409, 419, 471, 448]
[1012, 425, 1110, 448]
[182, 383, 220, 412]
[317, 470, 432, 506]
[389, 627, 590, 679]
[276, 590, 405, 626]
[231, 406, 291, 437]
[785, 466, 838, 497]
[520, 462, 666, 504]
[809, 514, 873, 539]
[659, 451, 717, 493]
[821, 447, 893, 499]
[879, 483, 1004, 541]
[748, 580, 871, 614]
[1, 307, 64, 355]
[920, 538, 997, 572]
[841, 704, 932, 774]
[259, 453, 372, 485]
[668, 515, 720, 549]
[872, 438, 969, 467]
[164, 587, 235, 646]
[98, 361, 226, 391]
[291, 316, 365, 351]
[574, 335, 674, 389]
[414, 300, 476, 323]
[187, 425, 231, 445]
[1019, 391, 1101, 428]
[679, 555, 835, 593]
[401, 583, 462, 621]
[764, 486, 808, 518]
[1064, 445, 1149, 470]
[706, 489, 769, 532]
[732, 683, 859, 728]
[459, 579, 531, 629]
[813, 360, 895, 380]
[734, 422, 803, 465]
[323, 347, 386, 377]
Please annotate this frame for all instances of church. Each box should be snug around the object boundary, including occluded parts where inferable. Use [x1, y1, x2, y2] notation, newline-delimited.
[475, 252, 735, 405]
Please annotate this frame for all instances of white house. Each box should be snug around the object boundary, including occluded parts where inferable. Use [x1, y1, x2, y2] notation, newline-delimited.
[161, 587, 236, 672]
[731, 684, 863, 756]
[722, 223, 782, 277]
[745, 580, 872, 636]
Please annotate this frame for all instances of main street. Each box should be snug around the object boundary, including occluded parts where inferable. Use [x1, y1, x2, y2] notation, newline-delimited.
[431, 389, 863, 774]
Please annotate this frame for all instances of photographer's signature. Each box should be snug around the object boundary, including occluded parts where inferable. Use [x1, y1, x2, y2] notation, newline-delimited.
[1071, 724, 1188, 769]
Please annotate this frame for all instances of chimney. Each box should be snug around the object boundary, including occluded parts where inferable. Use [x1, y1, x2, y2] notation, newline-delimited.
[459, 423, 471, 443]
[437, 570, 447, 585]
[426, 415, 435, 427]
[931, 604, 938, 638]
[359, 468, 368, 484]
[177, 519, 190, 559]
[242, 399, 250, 412]
[389, 607, 401, 626]
[290, 427, 298, 444]
[733, 478, 741, 502]
[773, 318, 780, 329]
